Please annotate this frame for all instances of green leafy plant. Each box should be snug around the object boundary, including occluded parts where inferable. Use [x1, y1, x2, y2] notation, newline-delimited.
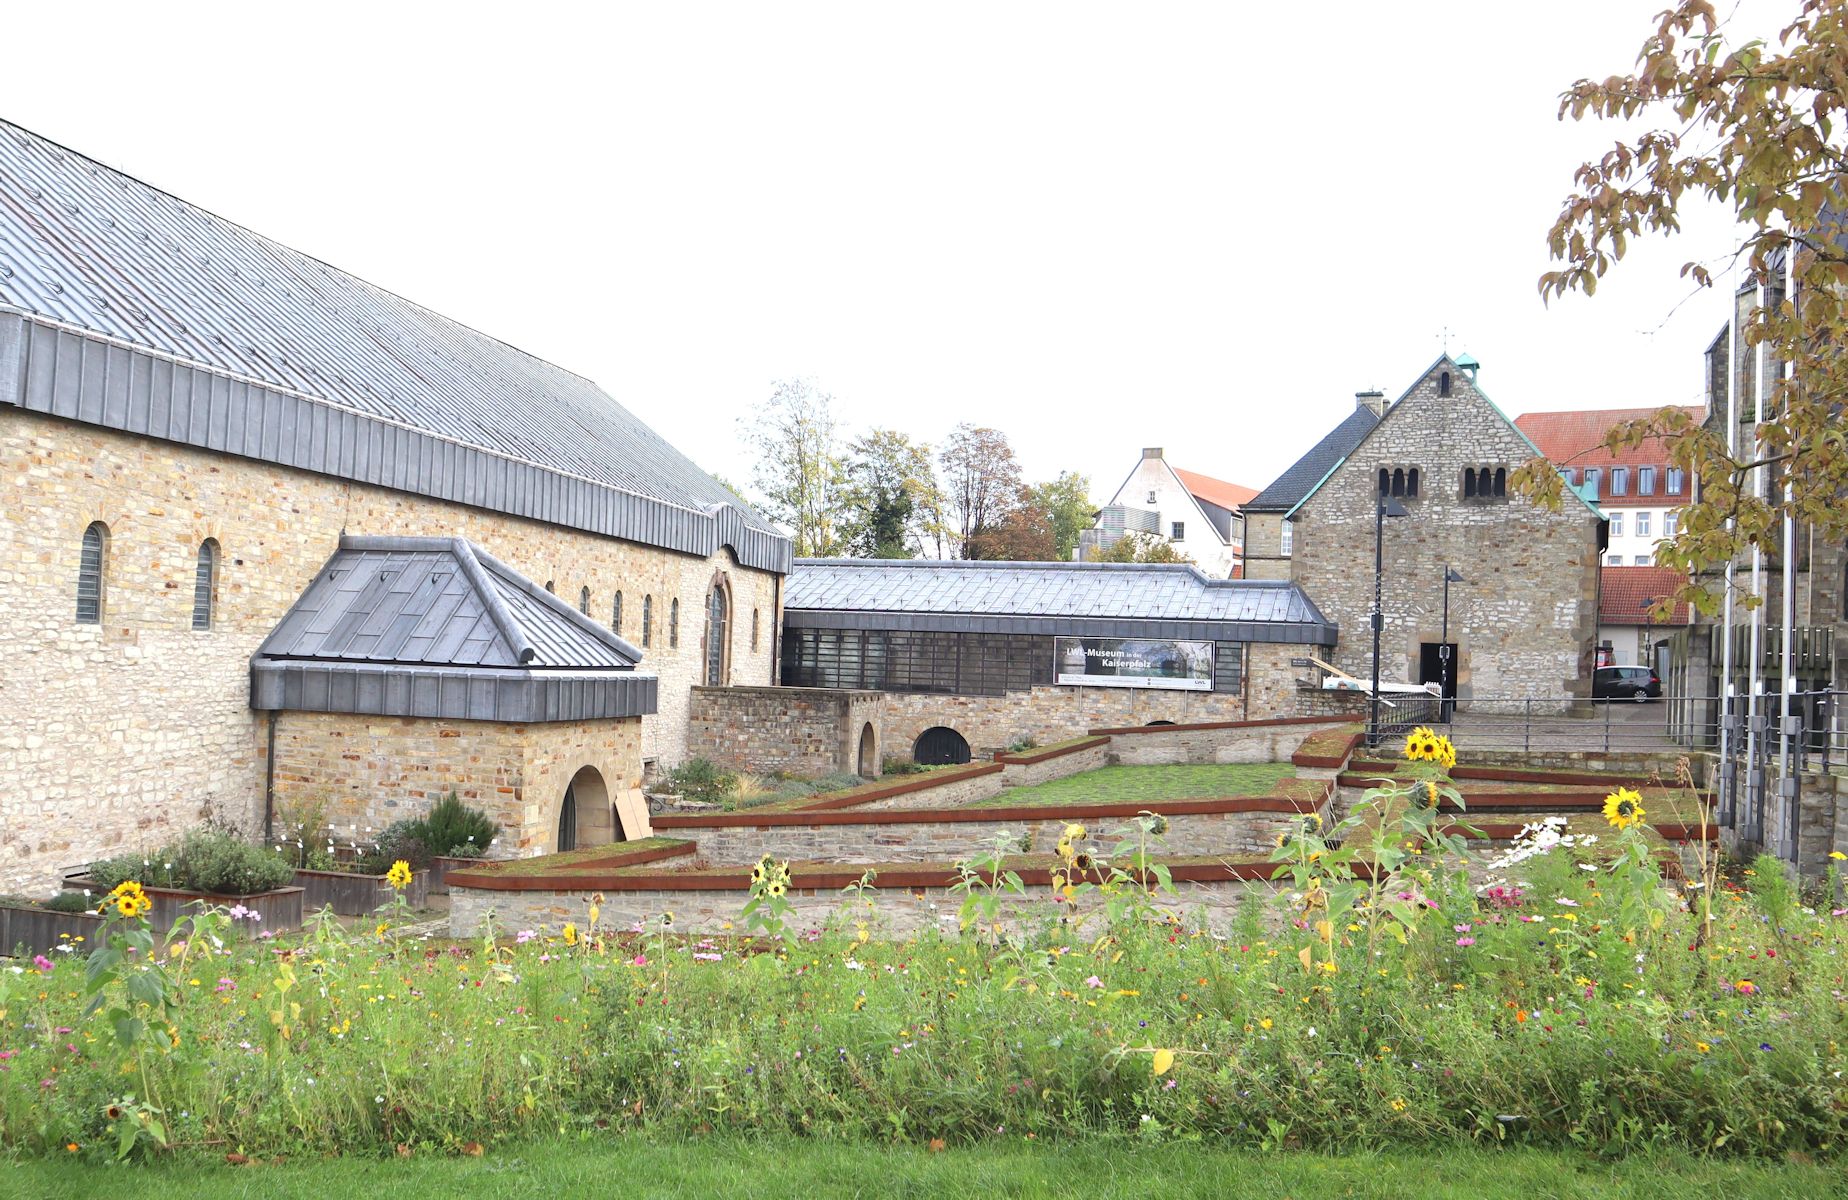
[90, 827, 294, 896]
[668, 757, 738, 806]
[417, 792, 499, 857]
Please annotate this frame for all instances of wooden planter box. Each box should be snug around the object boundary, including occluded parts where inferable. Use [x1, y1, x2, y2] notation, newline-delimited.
[61, 876, 305, 935]
[293, 868, 429, 915]
[0, 902, 105, 958]
[428, 856, 482, 895]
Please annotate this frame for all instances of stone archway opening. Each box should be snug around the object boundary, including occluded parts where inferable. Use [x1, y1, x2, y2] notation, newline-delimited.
[559, 765, 616, 852]
[856, 722, 878, 777]
[913, 726, 970, 766]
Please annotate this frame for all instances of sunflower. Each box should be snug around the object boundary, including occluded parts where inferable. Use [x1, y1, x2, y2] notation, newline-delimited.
[1402, 726, 1440, 763]
[1062, 823, 1087, 844]
[562, 922, 579, 946]
[1071, 851, 1095, 874]
[1055, 840, 1074, 861]
[105, 880, 152, 920]
[750, 860, 767, 886]
[1602, 787, 1646, 831]
[1301, 811, 1325, 831]
[767, 880, 788, 899]
[385, 859, 414, 891]
[1415, 780, 1440, 810]
[1432, 735, 1458, 771]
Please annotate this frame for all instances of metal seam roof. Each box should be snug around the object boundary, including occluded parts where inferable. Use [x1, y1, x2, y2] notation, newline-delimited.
[0, 119, 790, 573]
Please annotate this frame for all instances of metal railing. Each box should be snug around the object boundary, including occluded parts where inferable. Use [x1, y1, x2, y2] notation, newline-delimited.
[1431, 694, 1719, 756]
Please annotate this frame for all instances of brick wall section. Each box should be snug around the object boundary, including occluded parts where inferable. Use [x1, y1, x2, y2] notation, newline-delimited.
[0, 409, 762, 891]
[1096, 718, 1350, 766]
[449, 876, 1272, 938]
[684, 685, 883, 777]
[271, 712, 647, 857]
[1287, 363, 1600, 700]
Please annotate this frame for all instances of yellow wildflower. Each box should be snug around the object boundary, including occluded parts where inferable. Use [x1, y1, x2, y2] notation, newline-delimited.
[1602, 787, 1646, 831]
[562, 922, 579, 946]
[385, 859, 414, 891]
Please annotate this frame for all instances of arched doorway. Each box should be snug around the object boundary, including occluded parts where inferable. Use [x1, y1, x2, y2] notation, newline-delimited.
[1145, 719, 1177, 726]
[856, 722, 878, 777]
[913, 726, 970, 766]
[558, 765, 614, 852]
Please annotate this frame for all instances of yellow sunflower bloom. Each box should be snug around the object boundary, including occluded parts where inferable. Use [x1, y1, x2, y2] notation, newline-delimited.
[385, 859, 414, 891]
[1063, 823, 1086, 843]
[562, 922, 579, 945]
[1602, 787, 1646, 831]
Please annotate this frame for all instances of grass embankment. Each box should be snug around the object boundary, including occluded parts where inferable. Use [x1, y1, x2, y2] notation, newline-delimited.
[9, 1140, 1843, 1199]
[980, 763, 1299, 809]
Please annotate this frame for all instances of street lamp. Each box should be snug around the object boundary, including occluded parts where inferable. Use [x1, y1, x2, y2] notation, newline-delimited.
[1368, 494, 1410, 746]
[1440, 566, 1465, 722]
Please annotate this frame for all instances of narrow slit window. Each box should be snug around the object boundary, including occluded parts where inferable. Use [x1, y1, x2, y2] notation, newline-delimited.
[191, 538, 219, 630]
[579, 585, 591, 616]
[642, 595, 653, 648]
[76, 522, 108, 625]
[670, 597, 680, 648]
[613, 590, 623, 635]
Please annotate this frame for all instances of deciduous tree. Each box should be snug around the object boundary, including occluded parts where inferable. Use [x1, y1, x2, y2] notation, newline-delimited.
[841, 428, 944, 558]
[738, 379, 848, 557]
[1519, 0, 1848, 611]
[1094, 531, 1195, 565]
[940, 424, 1024, 559]
[1024, 472, 1096, 562]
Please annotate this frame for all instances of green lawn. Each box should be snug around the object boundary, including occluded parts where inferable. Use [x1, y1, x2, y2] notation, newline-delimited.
[985, 762, 1298, 808]
[8, 1138, 1838, 1199]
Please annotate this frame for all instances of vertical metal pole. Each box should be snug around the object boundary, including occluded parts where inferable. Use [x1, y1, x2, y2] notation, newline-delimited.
[1440, 568, 1451, 725]
[1779, 246, 1798, 862]
[1369, 498, 1384, 746]
[1746, 269, 1766, 845]
[1718, 247, 1738, 820]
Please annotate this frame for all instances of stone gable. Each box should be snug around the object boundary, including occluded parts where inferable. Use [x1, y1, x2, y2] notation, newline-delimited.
[1287, 358, 1601, 699]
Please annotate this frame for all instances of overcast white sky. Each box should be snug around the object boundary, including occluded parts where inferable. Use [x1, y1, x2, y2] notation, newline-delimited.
[2, 1, 1786, 504]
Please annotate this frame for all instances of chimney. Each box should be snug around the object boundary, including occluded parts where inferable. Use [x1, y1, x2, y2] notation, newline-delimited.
[1141, 447, 1163, 460]
[1355, 390, 1385, 417]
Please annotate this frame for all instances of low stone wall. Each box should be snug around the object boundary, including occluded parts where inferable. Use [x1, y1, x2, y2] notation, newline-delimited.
[1092, 717, 1351, 766]
[996, 738, 1111, 787]
[450, 875, 1273, 938]
[678, 805, 1313, 867]
[835, 766, 1008, 812]
[1758, 768, 1847, 879]
[1455, 749, 1699, 784]
[685, 686, 882, 777]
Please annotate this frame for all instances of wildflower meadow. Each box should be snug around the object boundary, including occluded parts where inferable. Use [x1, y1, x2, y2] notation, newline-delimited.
[2, 733, 1845, 1172]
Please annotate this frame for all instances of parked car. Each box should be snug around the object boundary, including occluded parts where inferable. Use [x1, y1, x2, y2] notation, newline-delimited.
[1592, 664, 1662, 702]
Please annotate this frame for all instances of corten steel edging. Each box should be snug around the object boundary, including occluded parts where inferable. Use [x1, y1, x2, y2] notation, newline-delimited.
[1346, 761, 1678, 788]
[659, 762, 1007, 819]
[992, 736, 1112, 766]
[1292, 731, 1364, 769]
[446, 840, 696, 890]
[493, 860, 1303, 893]
[1088, 714, 1352, 737]
[650, 789, 1329, 831]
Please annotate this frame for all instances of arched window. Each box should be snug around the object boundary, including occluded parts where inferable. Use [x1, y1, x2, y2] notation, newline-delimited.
[1406, 467, 1420, 497]
[1378, 468, 1390, 496]
[669, 598, 680, 648]
[76, 521, 108, 625]
[1462, 468, 1477, 498]
[191, 538, 219, 630]
[544, 580, 555, 594]
[578, 585, 590, 616]
[642, 595, 653, 648]
[1391, 468, 1405, 497]
[704, 578, 731, 686]
[751, 608, 760, 652]
[1493, 468, 1506, 497]
[1439, 371, 1452, 397]
[612, 590, 623, 635]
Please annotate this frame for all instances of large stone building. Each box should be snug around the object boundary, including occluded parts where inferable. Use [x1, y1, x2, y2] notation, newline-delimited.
[0, 121, 791, 891]
[1242, 355, 1604, 700]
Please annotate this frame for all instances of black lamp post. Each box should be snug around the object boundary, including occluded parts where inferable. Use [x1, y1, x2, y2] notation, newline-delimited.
[1440, 566, 1464, 722]
[1368, 494, 1410, 746]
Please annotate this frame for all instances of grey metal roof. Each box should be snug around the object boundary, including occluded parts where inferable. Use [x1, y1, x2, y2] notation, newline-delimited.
[0, 120, 789, 573]
[1242, 404, 1381, 512]
[785, 559, 1336, 644]
[251, 535, 656, 721]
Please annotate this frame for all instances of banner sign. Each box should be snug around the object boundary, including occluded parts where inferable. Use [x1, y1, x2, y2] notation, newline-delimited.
[1053, 636, 1214, 691]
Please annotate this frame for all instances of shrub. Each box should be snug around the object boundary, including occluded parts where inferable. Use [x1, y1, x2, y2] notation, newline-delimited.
[90, 828, 294, 895]
[418, 792, 499, 857]
[882, 757, 931, 776]
[354, 819, 432, 874]
[43, 891, 95, 914]
[667, 757, 737, 806]
[1006, 735, 1039, 753]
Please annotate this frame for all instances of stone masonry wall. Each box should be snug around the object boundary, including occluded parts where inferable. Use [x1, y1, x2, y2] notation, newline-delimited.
[450, 877, 1271, 938]
[681, 809, 1304, 867]
[684, 685, 880, 777]
[1102, 718, 1346, 766]
[0, 408, 772, 892]
[270, 712, 646, 857]
[1289, 363, 1600, 701]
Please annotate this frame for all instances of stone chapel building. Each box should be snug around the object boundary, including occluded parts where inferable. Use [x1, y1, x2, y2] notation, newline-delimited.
[0, 121, 791, 891]
[1241, 355, 1605, 701]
